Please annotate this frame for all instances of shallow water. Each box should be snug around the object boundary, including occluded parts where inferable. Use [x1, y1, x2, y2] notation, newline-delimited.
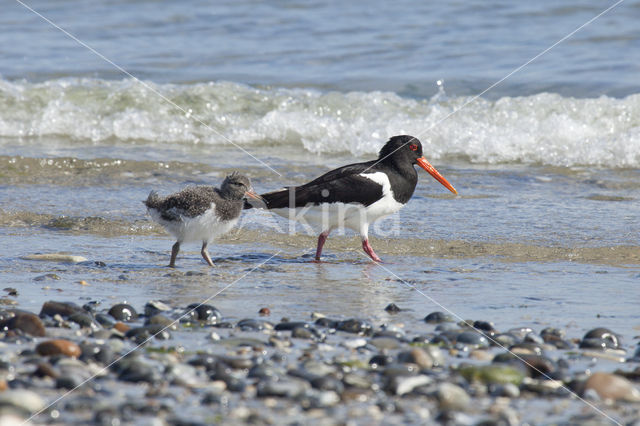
[2, 145, 639, 342]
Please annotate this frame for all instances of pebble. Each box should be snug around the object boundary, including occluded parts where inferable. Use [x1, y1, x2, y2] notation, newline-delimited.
[508, 342, 544, 356]
[489, 383, 521, 398]
[315, 317, 339, 328]
[342, 338, 367, 349]
[146, 314, 175, 328]
[310, 376, 344, 393]
[68, 312, 97, 329]
[469, 349, 494, 361]
[0, 297, 17, 305]
[94, 313, 116, 328]
[435, 382, 471, 411]
[125, 325, 171, 342]
[274, 321, 309, 331]
[40, 300, 83, 317]
[303, 390, 340, 408]
[455, 331, 489, 349]
[117, 359, 162, 384]
[184, 303, 222, 324]
[36, 339, 82, 358]
[388, 374, 432, 395]
[0, 311, 46, 337]
[493, 333, 517, 347]
[336, 319, 372, 334]
[0, 389, 45, 415]
[166, 363, 205, 388]
[523, 332, 544, 345]
[493, 353, 557, 378]
[248, 364, 281, 380]
[79, 343, 114, 365]
[582, 372, 640, 402]
[34, 273, 61, 281]
[343, 372, 373, 389]
[384, 303, 402, 313]
[459, 365, 525, 385]
[113, 322, 131, 333]
[369, 354, 394, 369]
[397, 348, 434, 369]
[33, 362, 57, 378]
[473, 320, 496, 334]
[144, 300, 171, 317]
[507, 327, 534, 340]
[217, 355, 253, 369]
[22, 253, 87, 263]
[424, 311, 455, 324]
[257, 379, 309, 398]
[291, 326, 314, 339]
[370, 336, 401, 350]
[582, 328, 620, 349]
[540, 327, 573, 349]
[422, 345, 445, 366]
[108, 303, 138, 322]
[382, 363, 419, 378]
[236, 318, 272, 331]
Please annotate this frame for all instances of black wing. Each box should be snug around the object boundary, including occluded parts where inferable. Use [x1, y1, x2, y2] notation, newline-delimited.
[260, 161, 384, 209]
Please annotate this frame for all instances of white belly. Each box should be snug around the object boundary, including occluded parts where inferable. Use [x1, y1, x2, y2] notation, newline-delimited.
[270, 172, 404, 237]
[149, 205, 238, 244]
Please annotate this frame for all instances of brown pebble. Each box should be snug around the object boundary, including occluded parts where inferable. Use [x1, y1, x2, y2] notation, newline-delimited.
[0, 380, 7, 391]
[398, 348, 434, 369]
[33, 362, 58, 379]
[114, 322, 131, 333]
[36, 339, 82, 358]
[408, 348, 434, 369]
[583, 372, 640, 402]
[259, 307, 271, 316]
[0, 311, 46, 337]
[40, 301, 82, 317]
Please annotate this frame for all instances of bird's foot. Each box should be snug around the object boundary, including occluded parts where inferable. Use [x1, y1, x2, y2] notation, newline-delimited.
[362, 239, 383, 263]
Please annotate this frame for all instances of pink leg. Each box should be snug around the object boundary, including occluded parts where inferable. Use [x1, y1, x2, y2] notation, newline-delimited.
[362, 239, 382, 263]
[315, 230, 330, 261]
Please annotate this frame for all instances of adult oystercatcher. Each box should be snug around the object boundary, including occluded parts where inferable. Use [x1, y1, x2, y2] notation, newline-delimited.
[246, 135, 457, 262]
[145, 172, 262, 267]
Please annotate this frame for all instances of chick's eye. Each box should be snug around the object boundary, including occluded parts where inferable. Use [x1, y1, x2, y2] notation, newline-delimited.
[409, 144, 418, 151]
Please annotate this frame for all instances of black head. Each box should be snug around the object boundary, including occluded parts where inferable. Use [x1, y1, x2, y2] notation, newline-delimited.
[378, 135, 423, 165]
[378, 135, 458, 194]
[220, 171, 253, 200]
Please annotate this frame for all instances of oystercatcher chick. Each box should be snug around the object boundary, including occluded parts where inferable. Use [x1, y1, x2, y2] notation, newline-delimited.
[145, 172, 262, 267]
[246, 135, 457, 262]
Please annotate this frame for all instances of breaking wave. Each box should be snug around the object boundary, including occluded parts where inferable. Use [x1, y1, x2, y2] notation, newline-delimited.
[1, 77, 639, 168]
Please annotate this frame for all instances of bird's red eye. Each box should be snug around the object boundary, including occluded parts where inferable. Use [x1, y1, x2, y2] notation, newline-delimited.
[409, 144, 418, 151]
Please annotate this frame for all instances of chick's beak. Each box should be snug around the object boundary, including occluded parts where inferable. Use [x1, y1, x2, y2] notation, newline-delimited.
[244, 189, 265, 203]
[416, 157, 458, 195]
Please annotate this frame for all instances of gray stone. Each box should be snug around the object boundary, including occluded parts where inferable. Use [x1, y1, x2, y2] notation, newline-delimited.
[436, 382, 470, 411]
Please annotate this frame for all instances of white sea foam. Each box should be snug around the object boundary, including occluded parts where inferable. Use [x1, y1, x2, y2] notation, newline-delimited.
[1, 78, 639, 168]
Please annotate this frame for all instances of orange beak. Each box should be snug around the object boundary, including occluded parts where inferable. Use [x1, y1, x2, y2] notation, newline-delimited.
[245, 190, 265, 203]
[416, 157, 458, 195]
